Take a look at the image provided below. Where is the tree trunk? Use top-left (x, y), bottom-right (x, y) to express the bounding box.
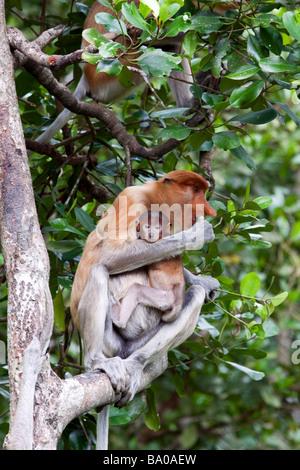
top-left (0, 0), bottom-right (54, 448)
top-left (0, 1), bottom-right (176, 449)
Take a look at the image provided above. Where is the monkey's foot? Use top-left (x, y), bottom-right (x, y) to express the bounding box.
top-left (91, 356), bottom-right (129, 396)
top-left (114, 359), bottom-right (143, 408)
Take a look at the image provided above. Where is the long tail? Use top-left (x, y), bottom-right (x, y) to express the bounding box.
top-left (96, 405), bottom-right (110, 450)
top-left (35, 75), bottom-right (87, 145)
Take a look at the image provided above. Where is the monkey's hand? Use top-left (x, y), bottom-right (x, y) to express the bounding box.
top-left (184, 270), bottom-right (220, 302)
top-left (91, 356), bottom-right (129, 397)
top-left (183, 218), bottom-right (215, 251)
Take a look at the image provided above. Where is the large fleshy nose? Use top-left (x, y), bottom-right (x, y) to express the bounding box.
top-left (203, 199), bottom-right (217, 217)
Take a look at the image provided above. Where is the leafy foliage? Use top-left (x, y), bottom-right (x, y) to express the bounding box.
top-left (1, 0), bottom-right (300, 451)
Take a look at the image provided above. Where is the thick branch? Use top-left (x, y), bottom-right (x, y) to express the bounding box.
top-left (7, 26), bottom-right (115, 70)
top-left (30, 352), bottom-right (168, 449)
top-left (25, 138), bottom-right (98, 165)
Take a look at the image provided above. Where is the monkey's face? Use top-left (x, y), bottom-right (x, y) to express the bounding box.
top-left (136, 211), bottom-right (171, 242)
top-left (158, 171), bottom-right (216, 232)
top-left (139, 221), bottom-right (163, 243)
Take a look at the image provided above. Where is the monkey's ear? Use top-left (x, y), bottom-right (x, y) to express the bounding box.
top-left (163, 178), bottom-right (173, 183)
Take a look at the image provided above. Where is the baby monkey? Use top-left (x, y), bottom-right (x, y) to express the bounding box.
top-left (111, 211), bottom-right (185, 329)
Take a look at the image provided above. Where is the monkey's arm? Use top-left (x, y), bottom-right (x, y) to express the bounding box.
top-left (183, 269), bottom-right (219, 301)
top-left (99, 219), bottom-right (215, 275)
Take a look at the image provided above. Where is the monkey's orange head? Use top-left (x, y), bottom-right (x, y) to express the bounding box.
top-left (157, 170), bottom-right (216, 218)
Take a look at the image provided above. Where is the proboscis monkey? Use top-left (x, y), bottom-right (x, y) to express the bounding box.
top-left (35, 0), bottom-right (220, 145)
top-left (70, 169), bottom-right (219, 449)
top-left (111, 211), bottom-right (185, 329)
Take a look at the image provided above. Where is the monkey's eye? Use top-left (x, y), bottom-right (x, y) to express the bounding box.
top-left (193, 186), bottom-right (199, 193)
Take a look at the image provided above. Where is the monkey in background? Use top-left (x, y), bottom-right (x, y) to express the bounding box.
top-left (111, 211), bottom-right (185, 329)
top-left (35, 0), bottom-right (222, 146)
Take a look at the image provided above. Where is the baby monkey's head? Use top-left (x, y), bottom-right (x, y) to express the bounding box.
top-left (136, 211), bottom-right (171, 243)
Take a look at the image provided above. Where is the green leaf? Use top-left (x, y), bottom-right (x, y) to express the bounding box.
top-left (226, 64), bottom-right (260, 80)
top-left (260, 26), bottom-right (283, 55)
top-left (82, 27), bottom-right (109, 47)
top-left (244, 181), bottom-right (251, 204)
top-left (197, 316), bottom-right (220, 338)
top-left (212, 38), bottom-right (229, 78)
top-left (155, 126), bottom-right (191, 141)
top-left (159, 0), bottom-right (184, 23)
top-left (122, 2), bottom-right (150, 32)
top-left (95, 12), bottom-right (127, 35)
top-left (110, 394), bottom-right (146, 425)
top-left (96, 58), bottom-right (123, 76)
top-left (247, 34), bottom-right (268, 63)
top-left (202, 93), bottom-right (223, 107)
top-left (81, 201), bottom-right (96, 215)
top-left (191, 15), bottom-right (223, 34)
top-left (163, 15), bottom-right (191, 37)
top-left (118, 65), bottom-right (134, 88)
top-left (183, 30), bottom-right (197, 57)
top-left (126, 393), bottom-right (146, 421)
top-left (109, 406), bottom-right (132, 425)
top-left (225, 361), bottom-right (265, 381)
top-left (74, 207), bottom-right (96, 232)
top-left (263, 318), bottom-right (280, 338)
top-left (145, 388), bottom-right (160, 431)
top-left (229, 80), bottom-right (264, 108)
top-left (275, 102), bottom-right (300, 126)
top-left (259, 57), bottom-right (300, 74)
top-left (230, 145), bottom-right (256, 170)
top-left (47, 240), bottom-right (82, 253)
top-left (97, 159), bottom-right (120, 176)
top-left (231, 348), bottom-right (267, 359)
top-left (50, 218), bottom-right (85, 237)
top-left (282, 11), bottom-right (300, 41)
top-left (53, 288), bottom-right (65, 332)
top-left (229, 108), bottom-right (277, 125)
top-left (150, 107), bottom-right (190, 118)
top-left (68, 430), bottom-right (90, 450)
top-left (140, 0), bottom-right (159, 18)
top-left (212, 131), bottom-right (240, 150)
top-left (270, 291), bottom-right (288, 307)
top-left (137, 48), bottom-right (181, 76)
top-left (253, 196), bottom-right (273, 209)
top-left (98, 41), bottom-right (126, 58)
top-left (174, 372), bottom-right (186, 398)
top-left (82, 52), bottom-right (103, 65)
top-left (240, 272), bottom-right (261, 297)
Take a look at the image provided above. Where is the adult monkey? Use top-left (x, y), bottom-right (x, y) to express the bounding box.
top-left (35, 0), bottom-right (217, 145)
top-left (70, 170), bottom-right (219, 449)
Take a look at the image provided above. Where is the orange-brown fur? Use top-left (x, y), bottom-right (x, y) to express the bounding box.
top-left (70, 170), bottom-right (216, 330)
top-left (82, 0), bottom-right (144, 103)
